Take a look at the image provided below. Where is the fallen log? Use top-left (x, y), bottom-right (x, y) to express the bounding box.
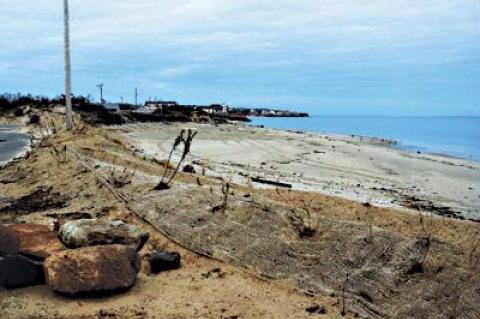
top-left (251, 177), bottom-right (292, 188)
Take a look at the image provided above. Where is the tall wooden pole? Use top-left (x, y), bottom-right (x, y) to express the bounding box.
top-left (63, 0), bottom-right (73, 130)
top-left (135, 87), bottom-right (138, 107)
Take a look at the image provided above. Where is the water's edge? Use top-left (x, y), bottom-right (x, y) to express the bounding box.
top-left (0, 125), bottom-right (32, 168)
top-left (249, 116), bottom-right (480, 162)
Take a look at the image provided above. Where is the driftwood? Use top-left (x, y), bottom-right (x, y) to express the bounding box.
top-left (251, 177), bottom-right (292, 188)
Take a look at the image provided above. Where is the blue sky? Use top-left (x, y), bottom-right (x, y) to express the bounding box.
top-left (0, 1), bottom-right (479, 115)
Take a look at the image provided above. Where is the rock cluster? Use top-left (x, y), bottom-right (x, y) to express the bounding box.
top-left (0, 218), bottom-right (178, 297)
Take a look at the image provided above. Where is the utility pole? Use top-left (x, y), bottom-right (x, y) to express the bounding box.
top-left (96, 83), bottom-right (104, 104)
top-left (63, 0), bottom-right (73, 130)
top-left (134, 88), bottom-right (138, 107)
top-left (120, 96), bottom-right (124, 104)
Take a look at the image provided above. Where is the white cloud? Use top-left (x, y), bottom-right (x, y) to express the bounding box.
top-left (158, 64), bottom-right (198, 77)
top-left (0, 0), bottom-right (478, 112)
top-left (2, 0), bottom-right (478, 56)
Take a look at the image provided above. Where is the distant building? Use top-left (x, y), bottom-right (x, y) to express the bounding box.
top-left (200, 104), bottom-right (229, 114)
top-left (261, 109), bottom-right (277, 116)
top-left (144, 101), bottom-right (178, 111)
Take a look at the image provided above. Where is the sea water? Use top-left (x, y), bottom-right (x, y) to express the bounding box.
top-left (0, 125), bottom-right (31, 167)
top-left (249, 116), bottom-right (480, 161)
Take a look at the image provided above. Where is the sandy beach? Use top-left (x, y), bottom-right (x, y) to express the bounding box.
top-left (118, 122), bottom-right (480, 221)
top-left (1, 117), bottom-right (479, 318)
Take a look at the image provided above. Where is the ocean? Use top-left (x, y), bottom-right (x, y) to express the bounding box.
top-left (0, 125), bottom-right (31, 167)
top-left (249, 116), bottom-right (480, 161)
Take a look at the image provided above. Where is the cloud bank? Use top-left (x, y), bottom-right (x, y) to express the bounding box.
top-left (1, 0), bottom-right (479, 114)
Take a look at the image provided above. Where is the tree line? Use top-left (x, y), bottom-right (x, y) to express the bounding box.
top-left (0, 93), bottom-right (93, 110)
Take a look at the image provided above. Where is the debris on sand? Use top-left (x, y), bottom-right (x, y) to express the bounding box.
top-left (182, 164), bottom-right (196, 174)
top-left (44, 245), bottom-right (140, 296)
top-left (305, 304), bottom-right (327, 315)
top-left (58, 219), bottom-right (149, 251)
top-left (251, 176), bottom-right (292, 188)
top-left (0, 187), bottom-right (68, 215)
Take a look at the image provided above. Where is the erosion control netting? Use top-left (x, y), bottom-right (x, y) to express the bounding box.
top-left (69, 148), bottom-right (480, 319)
top-left (128, 186), bottom-right (454, 319)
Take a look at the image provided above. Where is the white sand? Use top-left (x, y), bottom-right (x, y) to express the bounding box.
top-left (114, 122), bottom-right (480, 221)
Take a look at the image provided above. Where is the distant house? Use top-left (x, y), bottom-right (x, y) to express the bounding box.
top-left (144, 101), bottom-right (178, 111)
top-left (261, 109), bottom-right (277, 116)
top-left (200, 104), bottom-right (229, 114)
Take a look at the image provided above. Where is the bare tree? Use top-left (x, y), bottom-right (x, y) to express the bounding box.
top-left (154, 129), bottom-right (197, 190)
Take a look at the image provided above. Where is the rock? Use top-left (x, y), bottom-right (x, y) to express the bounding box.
top-left (14, 106), bottom-right (30, 117)
top-left (0, 224), bottom-right (65, 260)
top-left (0, 255), bottom-right (45, 289)
top-left (44, 245), bottom-right (140, 296)
top-left (0, 225), bottom-right (20, 255)
top-left (149, 250), bottom-right (181, 273)
top-left (59, 219), bottom-right (149, 251)
top-left (53, 105), bottom-right (67, 115)
top-left (306, 304), bottom-right (327, 315)
top-left (182, 164), bottom-right (196, 173)
top-left (28, 114), bottom-right (41, 124)
top-left (201, 267), bottom-right (225, 279)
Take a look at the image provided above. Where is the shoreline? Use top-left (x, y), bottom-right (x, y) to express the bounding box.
top-left (0, 125), bottom-right (32, 169)
top-left (113, 122), bottom-right (480, 221)
top-left (248, 116), bottom-right (480, 162)
top-left (247, 122), bottom-right (480, 167)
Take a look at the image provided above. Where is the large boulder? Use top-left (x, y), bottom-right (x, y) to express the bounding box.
top-left (0, 224), bottom-right (65, 260)
top-left (0, 254), bottom-right (45, 289)
top-left (44, 245), bottom-right (140, 296)
top-left (58, 219), bottom-right (149, 251)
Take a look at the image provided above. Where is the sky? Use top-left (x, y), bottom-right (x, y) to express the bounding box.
top-left (0, 1), bottom-right (479, 115)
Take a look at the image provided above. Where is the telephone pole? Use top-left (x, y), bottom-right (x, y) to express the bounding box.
top-left (96, 83), bottom-right (104, 104)
top-left (134, 88), bottom-right (138, 107)
top-left (63, 0), bottom-right (73, 130)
